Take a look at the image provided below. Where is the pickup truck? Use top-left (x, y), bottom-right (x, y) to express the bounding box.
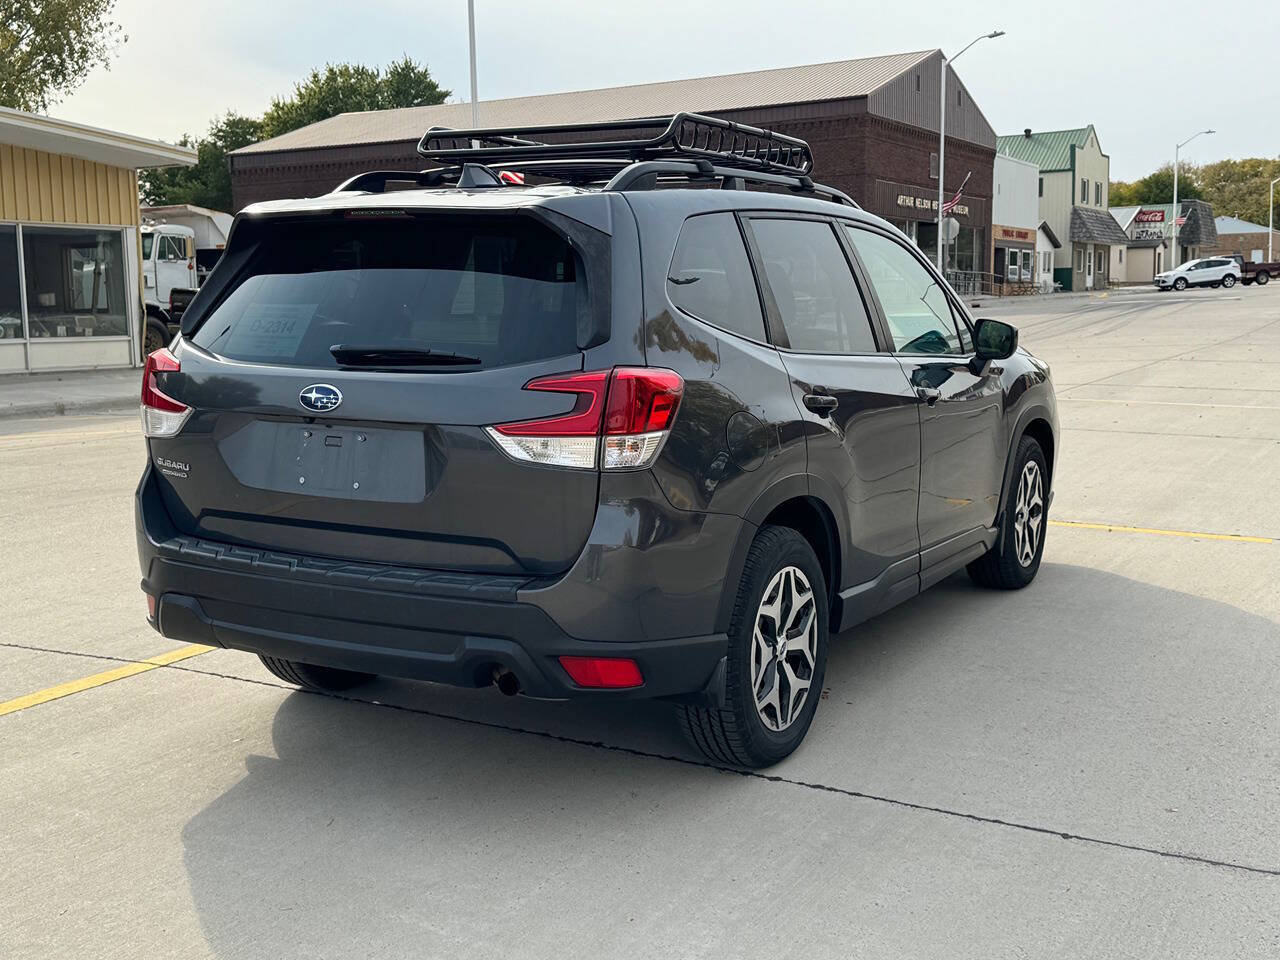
top-left (1226, 254), bottom-right (1277, 286)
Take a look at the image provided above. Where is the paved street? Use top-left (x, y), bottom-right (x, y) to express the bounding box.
top-left (3, 285), bottom-right (1278, 958)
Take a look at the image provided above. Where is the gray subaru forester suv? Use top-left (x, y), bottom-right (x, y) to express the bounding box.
top-left (136, 114), bottom-right (1057, 767)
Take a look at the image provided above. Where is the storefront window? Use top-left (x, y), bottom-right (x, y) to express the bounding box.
top-left (22, 227), bottom-right (128, 338)
top-left (0, 227), bottom-right (21, 341)
top-left (948, 226), bottom-right (977, 273)
top-left (916, 220), bottom-right (939, 263)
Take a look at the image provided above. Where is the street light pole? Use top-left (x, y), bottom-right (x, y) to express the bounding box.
top-left (1172, 128), bottom-right (1213, 268)
top-left (936, 30), bottom-right (1004, 273)
top-left (1270, 176), bottom-right (1280, 262)
top-left (468, 0), bottom-right (479, 126)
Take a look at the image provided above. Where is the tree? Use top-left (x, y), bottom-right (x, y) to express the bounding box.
top-left (259, 55), bottom-right (449, 141)
top-left (1110, 164), bottom-right (1203, 207)
top-left (1198, 157), bottom-right (1280, 227)
top-left (0, 0), bottom-right (126, 112)
top-left (138, 113), bottom-right (263, 212)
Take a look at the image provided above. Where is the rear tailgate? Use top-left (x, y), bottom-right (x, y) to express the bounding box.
top-left (147, 210), bottom-right (609, 576)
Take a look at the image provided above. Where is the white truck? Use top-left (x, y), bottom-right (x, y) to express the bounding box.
top-left (139, 204), bottom-right (233, 352)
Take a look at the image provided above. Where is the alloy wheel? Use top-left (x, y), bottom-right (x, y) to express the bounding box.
top-left (1012, 460), bottom-right (1044, 567)
top-left (750, 566), bottom-right (818, 732)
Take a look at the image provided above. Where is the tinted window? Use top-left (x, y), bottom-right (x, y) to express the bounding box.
top-left (666, 213), bottom-right (766, 342)
top-left (843, 226), bottom-right (963, 355)
top-left (192, 217), bottom-right (581, 370)
top-left (141, 234), bottom-right (155, 260)
top-left (750, 218), bottom-right (877, 354)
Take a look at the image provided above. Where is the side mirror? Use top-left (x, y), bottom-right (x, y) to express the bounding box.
top-left (969, 319), bottom-right (1017, 374)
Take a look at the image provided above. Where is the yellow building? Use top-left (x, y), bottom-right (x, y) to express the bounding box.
top-left (0, 107), bottom-right (194, 373)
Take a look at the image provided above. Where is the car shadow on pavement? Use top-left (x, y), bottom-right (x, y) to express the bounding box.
top-left (178, 561), bottom-right (1280, 957)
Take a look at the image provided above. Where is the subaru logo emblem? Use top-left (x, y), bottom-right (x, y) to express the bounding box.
top-left (299, 384), bottom-right (342, 412)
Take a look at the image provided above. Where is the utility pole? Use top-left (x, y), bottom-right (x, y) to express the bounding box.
top-left (1270, 176), bottom-right (1280, 262)
top-left (468, 0), bottom-right (479, 126)
top-left (936, 31), bottom-right (1004, 273)
top-left (1172, 129), bottom-right (1213, 268)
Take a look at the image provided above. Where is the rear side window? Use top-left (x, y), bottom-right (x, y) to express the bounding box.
top-left (666, 213), bottom-right (766, 342)
top-left (191, 217), bottom-right (581, 370)
top-left (750, 218), bottom-right (877, 354)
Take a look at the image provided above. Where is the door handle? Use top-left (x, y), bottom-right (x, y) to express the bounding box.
top-left (915, 386), bottom-right (942, 405)
top-left (802, 392), bottom-right (839, 417)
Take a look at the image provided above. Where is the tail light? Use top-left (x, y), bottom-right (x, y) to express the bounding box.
top-left (486, 367), bottom-right (682, 470)
top-left (140, 348), bottom-right (191, 438)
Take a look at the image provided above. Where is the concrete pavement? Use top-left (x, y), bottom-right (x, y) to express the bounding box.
top-left (2, 284), bottom-right (1278, 958)
top-left (0, 367), bottom-right (139, 419)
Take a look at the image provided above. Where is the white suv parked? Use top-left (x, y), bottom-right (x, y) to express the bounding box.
top-left (1154, 257), bottom-right (1240, 291)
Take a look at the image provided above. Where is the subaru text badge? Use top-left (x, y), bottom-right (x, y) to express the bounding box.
top-left (299, 384), bottom-right (342, 412)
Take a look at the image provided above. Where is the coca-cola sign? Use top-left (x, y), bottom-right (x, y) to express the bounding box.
top-left (1134, 209), bottom-right (1166, 223)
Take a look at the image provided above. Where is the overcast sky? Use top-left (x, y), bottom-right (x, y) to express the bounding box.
top-left (57, 0), bottom-right (1271, 181)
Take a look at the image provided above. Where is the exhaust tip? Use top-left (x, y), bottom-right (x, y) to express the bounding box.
top-left (492, 666), bottom-right (520, 697)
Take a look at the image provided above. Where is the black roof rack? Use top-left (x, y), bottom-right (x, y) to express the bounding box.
top-left (419, 113), bottom-right (814, 175)
top-left (412, 112), bottom-right (857, 208)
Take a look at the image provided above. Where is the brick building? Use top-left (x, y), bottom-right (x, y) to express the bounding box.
top-left (229, 50), bottom-right (997, 273)
top-left (1209, 215), bottom-right (1280, 263)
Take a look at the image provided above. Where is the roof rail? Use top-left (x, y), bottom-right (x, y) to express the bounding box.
top-left (419, 113), bottom-right (814, 176)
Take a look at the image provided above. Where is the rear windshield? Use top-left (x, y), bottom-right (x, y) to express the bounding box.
top-left (191, 216), bottom-right (581, 369)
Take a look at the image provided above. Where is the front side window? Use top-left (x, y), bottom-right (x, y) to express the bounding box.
top-left (666, 213), bottom-right (766, 342)
top-left (141, 234), bottom-right (155, 260)
top-left (750, 218), bottom-right (877, 355)
top-left (193, 216), bottom-right (582, 370)
top-left (843, 225), bottom-right (963, 355)
top-left (22, 226), bottom-right (128, 338)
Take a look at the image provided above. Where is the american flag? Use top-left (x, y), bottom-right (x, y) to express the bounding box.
top-left (941, 171), bottom-right (972, 215)
top-left (498, 170), bottom-right (525, 185)
top-left (1175, 215), bottom-right (1187, 226)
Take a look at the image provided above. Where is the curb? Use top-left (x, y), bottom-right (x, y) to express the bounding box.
top-left (0, 396), bottom-right (138, 421)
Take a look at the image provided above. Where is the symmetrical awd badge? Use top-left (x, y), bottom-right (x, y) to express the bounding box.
top-left (299, 384), bottom-right (342, 412)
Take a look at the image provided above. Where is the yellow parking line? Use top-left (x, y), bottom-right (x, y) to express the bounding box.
top-left (1050, 519), bottom-right (1274, 544)
top-left (0, 645), bottom-right (213, 718)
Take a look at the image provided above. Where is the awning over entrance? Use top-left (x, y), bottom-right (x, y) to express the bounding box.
top-left (1070, 206), bottom-right (1129, 245)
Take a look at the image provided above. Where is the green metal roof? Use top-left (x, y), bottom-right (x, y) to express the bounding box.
top-left (996, 126), bottom-right (1092, 172)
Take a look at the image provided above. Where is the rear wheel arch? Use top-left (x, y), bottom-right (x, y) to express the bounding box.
top-left (716, 480), bottom-right (844, 633)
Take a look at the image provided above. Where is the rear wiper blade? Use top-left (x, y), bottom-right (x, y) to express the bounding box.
top-left (329, 344), bottom-right (481, 366)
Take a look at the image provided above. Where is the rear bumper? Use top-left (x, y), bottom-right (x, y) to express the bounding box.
top-left (136, 468), bottom-right (729, 702)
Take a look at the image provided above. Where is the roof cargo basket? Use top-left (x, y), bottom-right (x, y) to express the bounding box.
top-left (326, 112), bottom-right (856, 207)
top-left (419, 113), bottom-right (815, 176)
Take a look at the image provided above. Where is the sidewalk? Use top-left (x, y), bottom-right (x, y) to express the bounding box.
top-left (964, 285), bottom-right (1162, 311)
top-left (0, 368), bottom-right (140, 420)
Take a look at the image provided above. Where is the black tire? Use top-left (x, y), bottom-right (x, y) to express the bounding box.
top-left (1255, 271), bottom-right (1270, 286)
top-left (678, 525), bottom-right (829, 768)
top-left (144, 318), bottom-right (169, 355)
top-left (1173, 277), bottom-right (1187, 291)
top-left (967, 435), bottom-right (1048, 590)
top-left (1222, 274), bottom-right (1237, 288)
top-left (258, 655), bottom-right (374, 692)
